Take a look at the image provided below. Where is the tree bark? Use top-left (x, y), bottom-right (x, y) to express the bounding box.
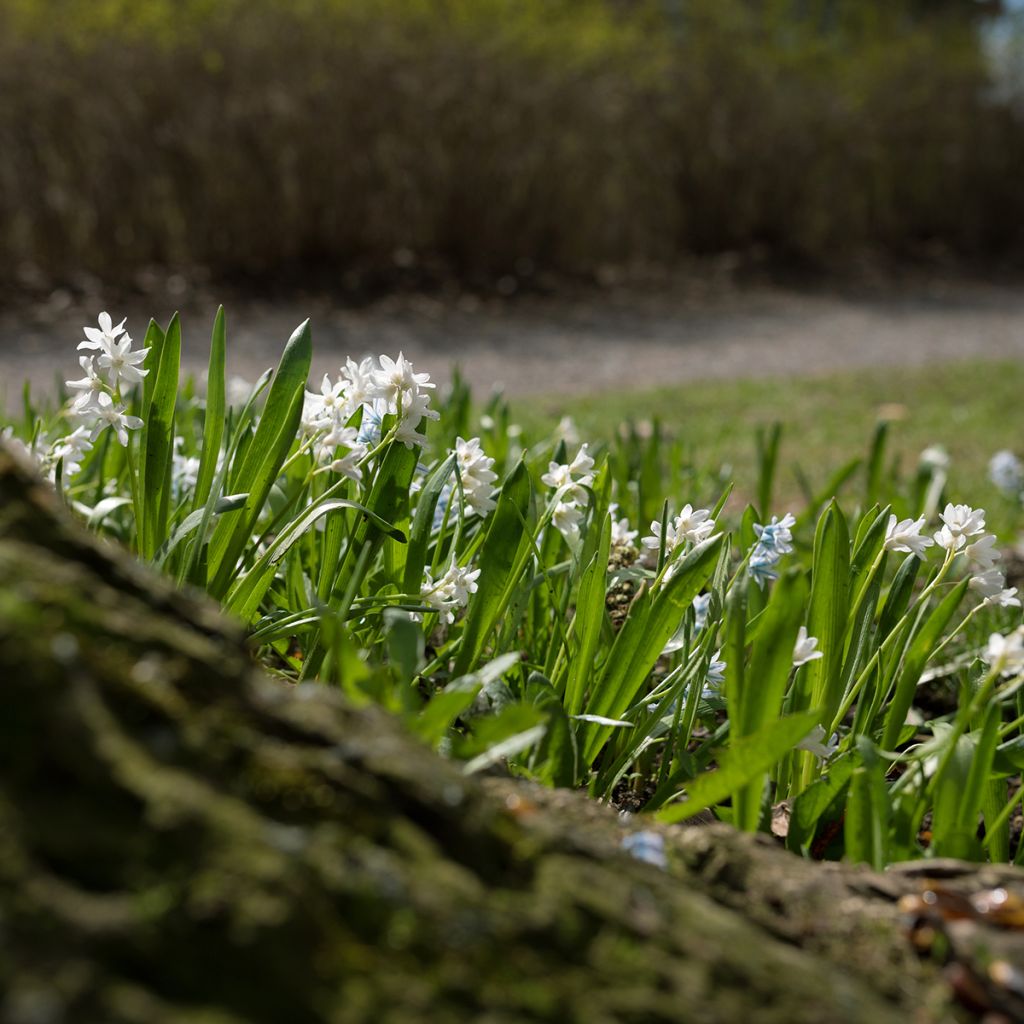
top-left (0, 446), bottom-right (1020, 1024)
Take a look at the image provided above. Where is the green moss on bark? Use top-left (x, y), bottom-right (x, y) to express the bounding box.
top-left (0, 447), bottom-right (1001, 1023)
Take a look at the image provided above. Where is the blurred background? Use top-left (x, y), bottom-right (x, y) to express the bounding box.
top-left (3, 0), bottom-right (1024, 402)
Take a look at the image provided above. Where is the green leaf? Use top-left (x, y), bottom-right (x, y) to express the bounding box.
top-left (800, 500), bottom-right (850, 728)
top-left (457, 704), bottom-right (547, 775)
top-left (881, 578), bottom-right (969, 751)
top-left (563, 511), bottom-right (612, 716)
top-left (227, 496), bottom-right (404, 621)
top-left (787, 753), bottom-right (856, 853)
top-left (192, 306), bottom-right (226, 511)
top-left (582, 533), bottom-right (723, 764)
top-left (845, 737), bottom-right (891, 870)
top-left (657, 711), bottom-right (820, 824)
top-left (207, 320), bottom-right (313, 597)
top-left (412, 679), bottom-right (482, 748)
top-left (452, 461), bottom-right (532, 676)
top-left (155, 492), bottom-right (248, 567)
top-left (138, 313), bottom-right (181, 558)
top-left (402, 453), bottom-right (456, 597)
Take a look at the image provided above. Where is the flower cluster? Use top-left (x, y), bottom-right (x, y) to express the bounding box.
top-left (748, 513), bottom-right (795, 588)
top-left (453, 436), bottom-right (498, 517)
top-left (642, 504), bottom-right (716, 560)
top-left (541, 444), bottom-right (595, 549)
top-left (420, 560), bottom-right (481, 624)
top-left (47, 313), bottom-right (150, 478)
top-left (302, 352), bottom-right (439, 482)
top-left (883, 503), bottom-right (1018, 609)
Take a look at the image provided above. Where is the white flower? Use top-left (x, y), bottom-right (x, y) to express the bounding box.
top-left (641, 518), bottom-right (679, 554)
top-left (1, 426), bottom-right (44, 467)
top-left (339, 356), bottom-right (376, 411)
top-left (933, 503), bottom-right (986, 551)
top-left (919, 446), bottom-right (950, 472)
top-left (364, 353), bottom-right (438, 449)
top-left (983, 628), bottom-right (1024, 675)
top-left (692, 593), bottom-right (711, 632)
top-left (226, 375), bottom-right (255, 408)
top-left (50, 426), bottom-right (94, 478)
top-left (420, 560), bottom-right (481, 623)
top-left (552, 501), bottom-right (584, 549)
top-left (371, 352), bottom-right (435, 408)
top-left (316, 424), bottom-right (366, 483)
top-left (990, 450), bottom-right (1023, 495)
top-left (567, 443), bottom-right (595, 482)
top-left (965, 533), bottom-right (999, 573)
top-left (90, 391), bottom-right (143, 447)
top-left (554, 415), bottom-right (580, 446)
top-left (541, 460), bottom-right (574, 490)
top-left (96, 333), bottom-right (150, 388)
top-left (171, 436), bottom-right (200, 496)
top-left (609, 503), bottom-right (638, 546)
top-left (541, 443), bottom-right (594, 504)
top-left (792, 626), bottom-right (823, 668)
top-left (328, 451), bottom-right (363, 483)
top-left (78, 311), bottom-right (128, 354)
top-left (796, 724), bottom-right (839, 762)
top-left (394, 415), bottom-right (429, 450)
top-left (884, 515), bottom-right (934, 559)
top-left (706, 650), bottom-right (727, 688)
top-left (65, 356), bottom-right (107, 415)
top-left (673, 504), bottom-right (715, 545)
top-left (454, 436), bottom-right (497, 516)
top-left (970, 569), bottom-right (1021, 609)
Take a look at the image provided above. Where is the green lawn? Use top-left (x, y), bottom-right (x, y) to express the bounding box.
top-left (520, 358), bottom-right (1024, 532)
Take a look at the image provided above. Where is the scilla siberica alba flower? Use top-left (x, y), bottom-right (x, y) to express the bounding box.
top-left (989, 450), bottom-right (1023, 496)
top-left (542, 444), bottom-right (594, 549)
top-left (552, 501), bottom-right (585, 549)
top-left (933, 503), bottom-right (986, 552)
top-left (541, 444), bottom-right (595, 504)
top-left (420, 560), bottom-right (481, 624)
top-left (77, 312), bottom-right (150, 389)
top-left (453, 436), bottom-right (498, 516)
top-left (792, 626), bottom-right (823, 668)
top-left (983, 627), bottom-right (1024, 675)
top-left (642, 504), bottom-right (715, 557)
top-left (50, 426), bottom-right (94, 478)
top-left (91, 391), bottom-right (144, 447)
top-left (970, 569), bottom-right (1021, 609)
top-left (608, 503), bottom-right (638, 546)
top-left (65, 356), bottom-right (107, 415)
top-left (78, 311), bottom-right (128, 355)
top-left (884, 515), bottom-right (933, 559)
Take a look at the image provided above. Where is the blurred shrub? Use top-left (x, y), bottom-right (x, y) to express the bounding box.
top-left (1, 0), bottom-right (1022, 288)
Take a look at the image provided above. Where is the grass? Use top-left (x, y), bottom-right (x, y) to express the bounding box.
top-left (533, 359), bottom-right (1024, 533)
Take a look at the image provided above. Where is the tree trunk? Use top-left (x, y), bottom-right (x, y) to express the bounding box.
top-left (0, 446), bottom-right (1021, 1024)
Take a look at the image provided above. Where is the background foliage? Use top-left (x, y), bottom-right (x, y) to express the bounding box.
top-left (2, 0), bottom-right (1023, 289)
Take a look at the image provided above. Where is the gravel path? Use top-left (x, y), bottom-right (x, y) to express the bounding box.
top-left (3, 281), bottom-right (1024, 409)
